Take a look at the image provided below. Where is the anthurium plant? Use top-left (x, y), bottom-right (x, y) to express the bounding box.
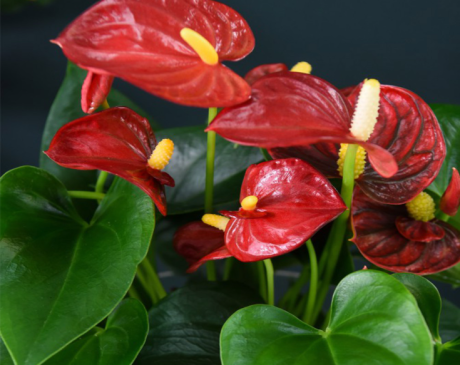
top-left (2, 1), bottom-right (460, 364)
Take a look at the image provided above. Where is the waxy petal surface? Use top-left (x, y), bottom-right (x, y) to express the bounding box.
top-left (208, 72), bottom-right (397, 177)
top-left (173, 221), bottom-right (229, 272)
top-left (440, 168), bottom-right (460, 216)
top-left (271, 84), bottom-right (445, 204)
top-left (54, 0), bottom-right (254, 107)
top-left (395, 217), bottom-right (445, 242)
top-left (351, 187), bottom-right (460, 275)
top-left (81, 71), bottom-right (114, 113)
top-left (44, 107), bottom-right (170, 215)
top-left (223, 159), bottom-right (346, 261)
top-left (244, 63), bottom-right (288, 85)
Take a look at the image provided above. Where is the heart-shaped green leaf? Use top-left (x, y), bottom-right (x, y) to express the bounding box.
top-left (44, 299), bottom-right (148, 365)
top-left (0, 167), bottom-right (154, 365)
top-left (221, 270), bottom-right (433, 365)
top-left (136, 281), bottom-right (263, 365)
top-left (436, 336), bottom-right (460, 364)
top-left (439, 299), bottom-right (460, 342)
top-left (429, 264), bottom-right (460, 288)
top-left (394, 273), bottom-right (442, 341)
top-left (0, 337), bottom-right (13, 365)
top-left (157, 126), bottom-right (263, 215)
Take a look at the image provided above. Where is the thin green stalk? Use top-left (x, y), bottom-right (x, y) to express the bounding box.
top-left (278, 264), bottom-right (310, 310)
top-left (205, 107), bottom-right (218, 280)
top-left (257, 261), bottom-right (268, 302)
top-left (128, 285), bottom-right (141, 300)
top-left (302, 240), bottom-right (318, 324)
top-left (260, 148), bottom-right (273, 161)
top-left (223, 258), bottom-right (234, 280)
top-left (68, 190), bottom-right (105, 200)
top-left (263, 259), bottom-right (275, 306)
top-left (438, 211), bottom-right (451, 222)
top-left (140, 257), bottom-right (166, 300)
top-left (136, 266), bottom-right (158, 304)
top-left (312, 144), bottom-right (358, 323)
top-left (95, 171), bottom-right (109, 195)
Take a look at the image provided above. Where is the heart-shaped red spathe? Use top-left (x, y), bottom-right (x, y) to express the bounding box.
top-left (218, 158), bottom-right (346, 261)
top-left (351, 187), bottom-right (460, 275)
top-left (207, 71), bottom-right (398, 178)
top-left (244, 63), bottom-right (288, 85)
top-left (173, 221), bottom-right (230, 273)
top-left (81, 71), bottom-right (114, 114)
top-left (44, 107), bottom-right (173, 215)
top-left (53, 0), bottom-right (254, 108)
top-left (270, 83), bottom-right (446, 204)
top-left (441, 168), bottom-right (460, 216)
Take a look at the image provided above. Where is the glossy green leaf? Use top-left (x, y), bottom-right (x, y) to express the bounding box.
top-left (394, 273), bottom-right (442, 340)
top-left (44, 299), bottom-right (148, 365)
top-left (157, 126), bottom-right (263, 215)
top-left (221, 270), bottom-right (433, 365)
top-left (429, 263), bottom-right (460, 288)
top-left (439, 299), bottom-right (460, 342)
top-left (0, 337), bottom-right (14, 365)
top-left (0, 167), bottom-right (154, 365)
top-left (436, 336), bottom-right (460, 364)
top-left (39, 61), bottom-right (156, 220)
top-left (136, 281), bottom-right (263, 365)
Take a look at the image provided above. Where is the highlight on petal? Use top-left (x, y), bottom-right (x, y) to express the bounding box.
top-left (54, 0), bottom-right (255, 107)
top-left (244, 63), bottom-right (288, 85)
top-left (440, 168), bottom-right (460, 216)
top-left (81, 71), bottom-right (114, 114)
top-left (223, 159), bottom-right (346, 261)
top-left (44, 107), bottom-right (171, 215)
top-left (173, 221), bottom-right (230, 273)
top-left (351, 187), bottom-right (460, 275)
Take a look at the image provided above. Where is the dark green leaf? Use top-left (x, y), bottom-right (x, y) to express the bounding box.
top-left (221, 270), bottom-right (433, 365)
top-left (136, 281), bottom-right (263, 365)
top-left (394, 273), bottom-right (441, 340)
top-left (436, 336), bottom-right (460, 365)
top-left (439, 299), bottom-right (460, 342)
top-left (44, 299), bottom-right (148, 365)
top-left (429, 263), bottom-right (460, 288)
top-left (157, 126), bottom-right (263, 215)
top-left (0, 167), bottom-right (154, 365)
top-left (0, 336), bottom-right (14, 365)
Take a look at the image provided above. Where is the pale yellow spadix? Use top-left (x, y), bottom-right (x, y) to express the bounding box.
top-left (406, 192), bottom-right (436, 222)
top-left (291, 62), bottom-right (312, 74)
top-left (202, 214), bottom-right (230, 231)
top-left (241, 196), bottom-right (258, 210)
top-left (148, 139), bottom-right (174, 170)
top-left (349, 79), bottom-right (381, 142)
top-left (180, 28), bottom-right (218, 65)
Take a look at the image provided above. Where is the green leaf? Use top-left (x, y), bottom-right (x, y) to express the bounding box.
top-left (439, 299), bottom-right (460, 343)
top-left (39, 62), bottom-right (156, 220)
top-left (0, 336), bottom-right (14, 365)
top-left (0, 167), bottom-right (154, 365)
top-left (157, 126), bottom-right (263, 215)
top-left (44, 299), bottom-right (148, 365)
top-left (427, 104), bottom-right (460, 197)
top-left (136, 281), bottom-right (263, 365)
top-left (393, 273), bottom-right (442, 340)
top-left (436, 336), bottom-right (460, 364)
top-left (221, 270), bottom-right (433, 365)
top-left (429, 263), bottom-right (460, 288)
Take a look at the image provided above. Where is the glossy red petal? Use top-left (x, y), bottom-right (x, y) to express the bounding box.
top-left (44, 107), bottom-right (170, 215)
top-left (224, 159), bottom-right (346, 261)
top-left (81, 71), bottom-right (114, 114)
top-left (440, 168), bottom-right (460, 216)
top-left (351, 187), bottom-right (460, 275)
top-left (54, 0), bottom-right (254, 107)
top-left (173, 221), bottom-right (230, 273)
top-left (395, 217), bottom-right (445, 242)
top-left (244, 63), bottom-right (288, 85)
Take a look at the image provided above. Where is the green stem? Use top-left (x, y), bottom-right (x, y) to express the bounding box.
top-left (128, 285), bottom-right (141, 300)
top-left (223, 258), bottom-right (234, 280)
top-left (136, 266), bottom-right (158, 304)
top-left (205, 107), bottom-right (218, 280)
top-left (68, 191), bottom-right (105, 200)
top-left (95, 171), bottom-right (108, 195)
top-left (278, 264), bottom-right (310, 310)
top-left (257, 261), bottom-right (268, 302)
top-left (102, 99), bottom-right (110, 110)
top-left (263, 259), bottom-right (275, 306)
top-left (260, 148), bottom-right (273, 161)
top-left (141, 257), bottom-right (166, 300)
top-left (312, 144), bottom-right (358, 323)
top-left (438, 211), bottom-right (451, 222)
top-left (302, 240), bottom-right (318, 324)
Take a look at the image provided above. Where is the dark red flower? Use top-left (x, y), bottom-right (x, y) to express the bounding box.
top-left (244, 63), bottom-right (288, 85)
top-left (44, 107), bottom-right (174, 215)
top-left (440, 168), bottom-right (460, 216)
top-left (207, 72), bottom-right (398, 178)
top-left (81, 71), bottom-right (114, 114)
top-left (269, 82), bottom-right (446, 204)
top-left (351, 187), bottom-right (460, 275)
top-left (52, 0), bottom-right (255, 108)
top-left (173, 221), bottom-right (230, 273)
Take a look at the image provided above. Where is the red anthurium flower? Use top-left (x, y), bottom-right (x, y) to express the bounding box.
top-left (173, 221), bottom-right (230, 273)
top-left (199, 159), bottom-right (346, 262)
top-left (270, 82), bottom-right (446, 204)
top-left (351, 187), bottom-right (460, 275)
top-left (440, 168), bottom-right (460, 216)
top-left (207, 72), bottom-right (398, 178)
top-left (81, 71), bottom-right (114, 114)
top-left (44, 107), bottom-right (175, 215)
top-left (244, 63), bottom-right (288, 85)
top-left (52, 0), bottom-right (255, 108)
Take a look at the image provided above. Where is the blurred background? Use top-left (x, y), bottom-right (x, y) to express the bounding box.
top-left (2, 0), bottom-right (460, 303)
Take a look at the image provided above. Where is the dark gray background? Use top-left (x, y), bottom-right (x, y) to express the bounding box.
top-left (2, 0), bottom-right (460, 304)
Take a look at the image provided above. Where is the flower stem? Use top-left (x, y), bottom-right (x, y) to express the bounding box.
top-left (140, 257), bottom-right (166, 300)
top-left (257, 261), bottom-right (268, 302)
top-left (312, 144), bottom-right (358, 323)
top-left (263, 259), bottom-right (275, 306)
top-left (279, 264), bottom-right (310, 311)
top-left (302, 239), bottom-right (318, 324)
top-left (128, 285), bottom-right (141, 300)
top-left (438, 211), bottom-right (451, 222)
top-left (205, 107), bottom-right (218, 280)
top-left (68, 190), bottom-right (105, 200)
top-left (95, 171), bottom-right (109, 196)
top-left (223, 257), bottom-right (234, 280)
top-left (260, 148), bottom-right (273, 161)
top-left (136, 265), bottom-right (158, 304)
